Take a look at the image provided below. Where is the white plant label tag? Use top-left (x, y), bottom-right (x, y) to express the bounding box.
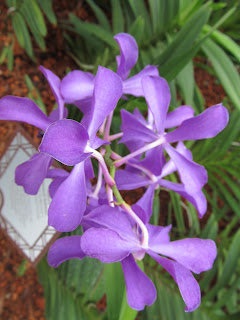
top-left (0, 129), bottom-right (59, 265)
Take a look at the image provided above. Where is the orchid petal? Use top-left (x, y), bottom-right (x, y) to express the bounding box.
top-left (136, 184), bottom-right (155, 222)
top-left (159, 179), bottom-right (207, 218)
top-left (151, 238), bottom-right (217, 274)
top-left (148, 225), bottom-right (171, 246)
top-left (165, 105), bottom-right (194, 128)
top-left (164, 144), bottom-right (208, 194)
top-left (48, 162), bottom-right (87, 231)
top-left (160, 142), bottom-right (192, 178)
top-left (120, 109), bottom-right (158, 144)
top-left (148, 251), bottom-right (201, 312)
top-left (123, 65), bottom-right (159, 97)
top-left (84, 157), bottom-right (95, 180)
top-left (121, 254), bottom-right (157, 310)
top-left (15, 153), bottom-right (52, 195)
top-left (60, 70), bottom-right (94, 103)
top-left (83, 205), bottom-right (138, 243)
top-left (74, 97), bottom-right (92, 114)
top-left (48, 236), bottom-right (86, 267)
top-left (84, 66), bottom-right (123, 139)
top-left (39, 66), bottom-right (64, 118)
top-left (166, 104), bottom-right (229, 143)
top-left (48, 107), bottom-right (68, 122)
top-left (115, 169), bottom-right (150, 190)
top-left (39, 119), bottom-right (90, 166)
top-left (142, 75), bottom-right (171, 134)
top-left (136, 145), bottom-right (165, 176)
top-left (0, 96), bottom-right (51, 131)
top-left (114, 33), bottom-right (138, 80)
top-left (81, 228), bottom-right (137, 263)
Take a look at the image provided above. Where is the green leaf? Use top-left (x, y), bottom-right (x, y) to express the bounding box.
top-left (12, 11), bottom-right (33, 58)
top-left (37, 0), bottom-right (57, 25)
top-left (20, 0), bottom-right (46, 50)
top-left (105, 262), bottom-right (125, 320)
top-left (86, 0), bottom-right (111, 31)
top-left (118, 289), bottom-right (137, 320)
top-left (129, 16), bottom-right (145, 46)
top-left (203, 25), bottom-right (240, 62)
top-left (203, 229), bottom-right (240, 301)
top-left (0, 46), bottom-right (9, 64)
top-left (128, 0), bottom-right (151, 38)
top-left (111, 0), bottom-right (124, 34)
top-left (155, 4), bottom-right (211, 66)
top-left (68, 14), bottom-right (116, 49)
top-left (177, 60), bottom-right (194, 106)
top-left (201, 38), bottom-right (240, 109)
top-left (7, 45), bottom-right (14, 71)
top-left (24, 0), bottom-right (47, 37)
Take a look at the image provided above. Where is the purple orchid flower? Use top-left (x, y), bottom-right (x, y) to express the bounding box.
top-left (115, 142), bottom-right (207, 218)
top-left (48, 202), bottom-right (216, 312)
top-left (60, 33), bottom-right (159, 108)
top-left (117, 75), bottom-right (229, 196)
top-left (0, 66), bottom-right (67, 195)
top-left (39, 66), bottom-right (123, 232)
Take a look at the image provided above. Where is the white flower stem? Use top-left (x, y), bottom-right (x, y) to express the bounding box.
top-left (114, 137), bottom-right (166, 168)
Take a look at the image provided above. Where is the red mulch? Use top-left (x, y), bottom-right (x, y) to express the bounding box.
top-left (0, 1), bottom-right (227, 319)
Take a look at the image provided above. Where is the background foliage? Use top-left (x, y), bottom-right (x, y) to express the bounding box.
top-left (2, 0), bottom-right (240, 319)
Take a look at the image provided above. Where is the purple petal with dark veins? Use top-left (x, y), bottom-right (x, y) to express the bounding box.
top-left (81, 228), bottom-right (138, 263)
top-left (121, 254), bottom-right (157, 310)
top-left (83, 205), bottom-right (138, 243)
top-left (48, 162), bottom-right (87, 231)
top-left (164, 144), bottom-right (208, 194)
top-left (114, 33), bottom-right (138, 80)
top-left (165, 105), bottom-right (194, 128)
top-left (39, 66), bottom-right (64, 118)
top-left (148, 251), bottom-right (201, 312)
top-left (39, 119), bottom-right (90, 166)
top-left (15, 153), bottom-right (52, 195)
top-left (150, 238), bottom-right (217, 274)
top-left (119, 109), bottom-right (158, 144)
top-left (165, 104), bottom-right (229, 143)
top-left (84, 66), bottom-right (123, 139)
top-left (0, 96), bottom-right (51, 131)
top-left (48, 236), bottom-right (86, 267)
top-left (60, 70), bottom-right (94, 103)
top-left (123, 65), bottom-right (159, 97)
top-left (159, 179), bottom-right (207, 218)
top-left (142, 75), bottom-right (171, 134)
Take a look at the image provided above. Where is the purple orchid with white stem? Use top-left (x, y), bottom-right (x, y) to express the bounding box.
top-left (60, 33), bottom-right (159, 108)
top-left (39, 66), bottom-right (123, 231)
top-left (0, 66), bottom-right (66, 194)
top-left (116, 75), bottom-right (229, 197)
top-left (48, 199), bottom-right (216, 312)
top-left (115, 141), bottom-right (207, 218)
top-left (0, 31), bottom-right (230, 313)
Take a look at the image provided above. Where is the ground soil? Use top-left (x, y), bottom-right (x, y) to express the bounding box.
top-left (0, 1), bottom-right (227, 319)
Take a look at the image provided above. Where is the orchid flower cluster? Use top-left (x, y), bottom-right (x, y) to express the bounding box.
top-left (0, 33), bottom-right (229, 312)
